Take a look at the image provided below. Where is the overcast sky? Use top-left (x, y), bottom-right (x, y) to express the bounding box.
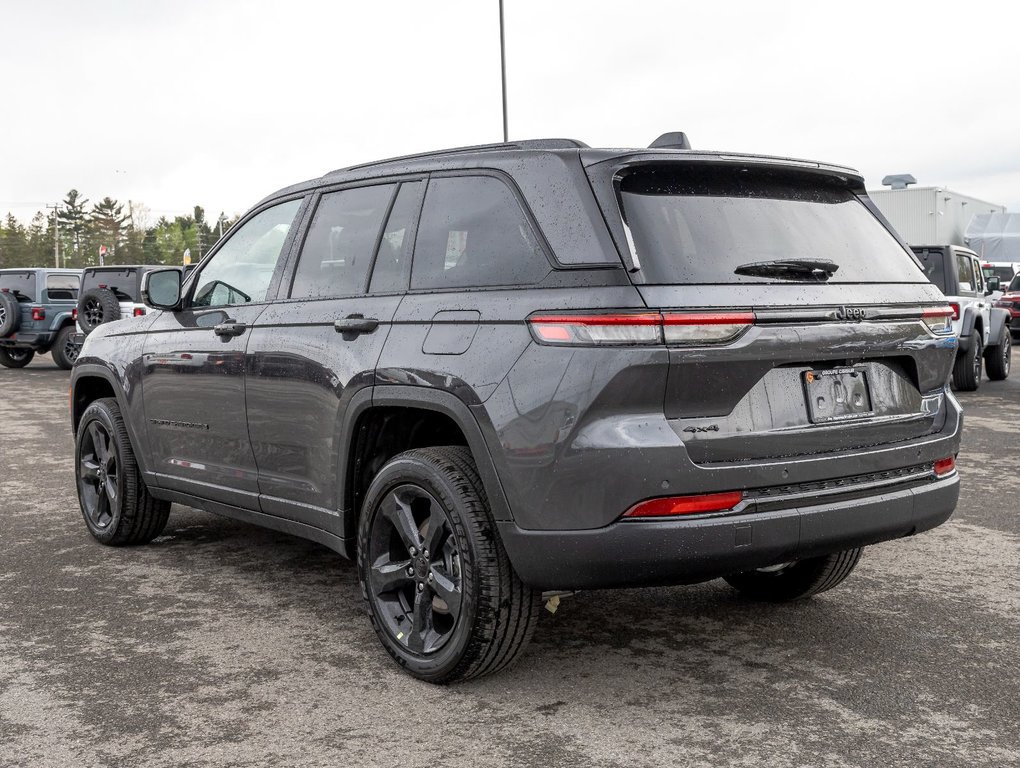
top-left (2, 0), bottom-right (1019, 226)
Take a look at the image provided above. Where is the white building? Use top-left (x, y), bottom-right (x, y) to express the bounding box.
top-left (868, 185), bottom-right (1004, 246)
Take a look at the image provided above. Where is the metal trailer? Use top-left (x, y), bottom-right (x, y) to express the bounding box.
top-left (965, 212), bottom-right (1020, 262)
top-left (868, 186), bottom-right (1004, 246)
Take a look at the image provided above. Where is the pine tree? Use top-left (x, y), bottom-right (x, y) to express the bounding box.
top-left (89, 197), bottom-right (129, 263)
top-left (57, 189), bottom-right (89, 259)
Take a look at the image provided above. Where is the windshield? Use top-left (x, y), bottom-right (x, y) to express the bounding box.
top-left (618, 166), bottom-right (926, 285)
top-left (82, 269), bottom-right (141, 302)
top-left (0, 271), bottom-right (37, 300)
top-left (912, 249), bottom-right (948, 293)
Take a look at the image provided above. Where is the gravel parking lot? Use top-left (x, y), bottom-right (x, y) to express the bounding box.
top-left (1, 355), bottom-right (1018, 768)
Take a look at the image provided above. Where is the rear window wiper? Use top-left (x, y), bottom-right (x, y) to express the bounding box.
top-left (734, 259), bottom-right (839, 281)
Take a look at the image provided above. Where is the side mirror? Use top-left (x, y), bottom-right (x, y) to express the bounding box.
top-left (141, 268), bottom-right (183, 310)
top-left (986, 277), bottom-right (1000, 294)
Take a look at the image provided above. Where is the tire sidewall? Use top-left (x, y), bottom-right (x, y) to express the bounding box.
top-left (53, 326), bottom-right (78, 370)
top-left (357, 455), bottom-right (480, 681)
top-left (76, 401), bottom-right (128, 544)
top-left (0, 348), bottom-right (34, 368)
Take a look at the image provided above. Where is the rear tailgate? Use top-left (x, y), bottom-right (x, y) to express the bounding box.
top-left (589, 157), bottom-right (956, 465)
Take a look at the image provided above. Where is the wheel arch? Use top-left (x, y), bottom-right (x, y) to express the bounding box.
top-left (70, 364), bottom-right (152, 478)
top-left (340, 386), bottom-right (513, 555)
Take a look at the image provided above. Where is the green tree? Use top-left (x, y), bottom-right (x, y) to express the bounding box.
top-left (57, 189), bottom-right (89, 260)
top-left (0, 214), bottom-right (29, 267)
top-left (89, 197), bottom-right (129, 263)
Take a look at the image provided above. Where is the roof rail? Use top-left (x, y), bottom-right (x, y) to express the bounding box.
top-left (327, 138), bottom-right (589, 175)
top-left (649, 132), bottom-right (692, 150)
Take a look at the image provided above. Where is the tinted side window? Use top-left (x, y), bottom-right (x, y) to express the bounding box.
top-left (956, 255), bottom-right (973, 293)
top-left (411, 176), bottom-right (549, 290)
top-left (290, 185), bottom-right (395, 299)
top-left (370, 181), bottom-right (423, 294)
top-left (193, 199), bottom-right (302, 308)
top-left (46, 274), bottom-right (80, 300)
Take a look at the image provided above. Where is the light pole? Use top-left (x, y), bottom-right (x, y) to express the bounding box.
top-left (45, 203), bottom-right (60, 268)
top-left (499, 0), bottom-right (508, 142)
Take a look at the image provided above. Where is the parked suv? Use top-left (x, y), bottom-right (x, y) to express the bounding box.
top-left (993, 273), bottom-right (1020, 338)
top-left (73, 265), bottom-right (170, 341)
top-left (912, 245), bottom-right (1011, 389)
top-left (70, 138), bottom-right (962, 682)
top-left (0, 268), bottom-right (82, 369)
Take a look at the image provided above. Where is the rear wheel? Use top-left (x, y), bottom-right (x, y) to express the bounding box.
top-left (984, 329), bottom-right (1011, 380)
top-left (51, 326), bottom-right (80, 370)
top-left (0, 348), bottom-right (34, 368)
top-left (724, 548), bottom-right (863, 602)
top-left (75, 397), bottom-right (170, 545)
top-left (952, 336), bottom-right (983, 391)
top-left (358, 446), bottom-right (541, 683)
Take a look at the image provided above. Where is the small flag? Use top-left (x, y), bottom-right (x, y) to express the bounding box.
top-left (183, 248), bottom-right (191, 266)
top-left (99, 245), bottom-right (108, 266)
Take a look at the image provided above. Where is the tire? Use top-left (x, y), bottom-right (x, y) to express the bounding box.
top-left (724, 548), bottom-right (863, 602)
top-left (51, 325), bottom-right (80, 370)
top-left (0, 291), bottom-right (20, 336)
top-left (77, 288), bottom-right (121, 335)
top-left (0, 348), bottom-right (34, 368)
top-left (984, 329), bottom-right (1011, 381)
top-left (357, 446), bottom-right (541, 683)
top-left (951, 335), bottom-right (983, 391)
top-left (75, 397), bottom-right (170, 545)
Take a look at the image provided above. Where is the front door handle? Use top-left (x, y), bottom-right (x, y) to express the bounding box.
top-left (213, 321), bottom-right (247, 338)
top-left (334, 314), bottom-right (379, 337)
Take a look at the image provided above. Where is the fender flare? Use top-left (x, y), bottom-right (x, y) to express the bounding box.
top-left (50, 309), bottom-right (76, 331)
top-left (70, 362), bottom-right (152, 479)
top-left (957, 306), bottom-right (981, 350)
top-left (987, 307), bottom-right (1009, 347)
top-left (338, 385), bottom-right (514, 544)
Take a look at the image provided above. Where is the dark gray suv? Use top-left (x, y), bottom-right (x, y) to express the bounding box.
top-left (69, 137), bottom-right (962, 682)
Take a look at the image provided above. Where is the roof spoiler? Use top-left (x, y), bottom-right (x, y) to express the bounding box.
top-left (649, 132), bottom-right (692, 150)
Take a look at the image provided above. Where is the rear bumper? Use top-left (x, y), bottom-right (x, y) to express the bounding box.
top-left (499, 473), bottom-right (959, 590)
top-left (0, 331), bottom-right (55, 350)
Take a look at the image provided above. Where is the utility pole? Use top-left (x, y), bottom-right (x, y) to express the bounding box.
top-left (499, 0), bottom-right (508, 142)
top-left (45, 203), bottom-right (60, 268)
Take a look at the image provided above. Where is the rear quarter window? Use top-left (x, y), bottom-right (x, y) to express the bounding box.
top-left (618, 166), bottom-right (926, 285)
top-left (46, 274), bottom-right (80, 300)
top-left (411, 175), bottom-right (550, 290)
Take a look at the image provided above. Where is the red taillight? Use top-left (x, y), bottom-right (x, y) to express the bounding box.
top-left (133, 307), bottom-right (145, 317)
top-left (934, 457), bottom-right (956, 477)
top-left (948, 302), bottom-right (960, 321)
top-left (32, 307), bottom-right (45, 321)
top-left (72, 308), bottom-right (78, 320)
top-left (528, 311), bottom-right (754, 347)
top-left (624, 491), bottom-right (744, 518)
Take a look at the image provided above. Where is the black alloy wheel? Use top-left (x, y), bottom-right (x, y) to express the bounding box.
top-left (366, 484), bottom-right (463, 655)
top-left (81, 296), bottom-right (105, 329)
top-left (78, 419), bottom-right (121, 531)
top-left (0, 348), bottom-right (34, 368)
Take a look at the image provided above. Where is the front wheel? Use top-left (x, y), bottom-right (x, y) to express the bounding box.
top-left (358, 446), bottom-right (541, 683)
top-left (984, 329), bottom-right (1011, 380)
top-left (724, 548), bottom-right (863, 602)
top-left (0, 348), bottom-right (35, 368)
top-left (75, 397), bottom-right (171, 545)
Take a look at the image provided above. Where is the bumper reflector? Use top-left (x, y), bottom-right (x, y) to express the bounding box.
top-left (624, 491), bottom-right (744, 518)
top-left (933, 457), bottom-right (956, 477)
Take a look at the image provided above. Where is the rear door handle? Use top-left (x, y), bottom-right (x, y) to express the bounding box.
top-left (334, 314), bottom-right (379, 336)
top-left (213, 321), bottom-right (247, 338)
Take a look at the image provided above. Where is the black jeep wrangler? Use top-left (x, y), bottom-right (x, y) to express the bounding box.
top-left (70, 136), bottom-right (962, 682)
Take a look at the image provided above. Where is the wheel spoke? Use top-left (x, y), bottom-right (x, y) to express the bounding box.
top-left (80, 457), bottom-right (101, 482)
top-left (430, 564), bottom-right (462, 621)
top-left (406, 589), bottom-right (431, 653)
top-left (89, 423), bottom-right (108, 463)
top-left (383, 492), bottom-right (423, 552)
top-left (423, 505), bottom-right (449, 556)
top-left (370, 554), bottom-right (413, 595)
top-left (104, 475), bottom-right (118, 505)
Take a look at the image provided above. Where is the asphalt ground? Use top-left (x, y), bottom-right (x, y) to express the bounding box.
top-left (1, 353), bottom-right (1018, 768)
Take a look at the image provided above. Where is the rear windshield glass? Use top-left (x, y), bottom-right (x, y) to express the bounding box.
top-left (619, 166), bottom-right (926, 285)
top-left (82, 269), bottom-right (140, 301)
top-left (0, 271), bottom-right (37, 299)
top-left (912, 249), bottom-right (948, 293)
